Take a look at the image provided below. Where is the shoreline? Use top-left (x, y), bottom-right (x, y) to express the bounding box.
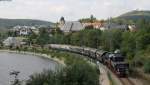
top-left (0, 50), bottom-right (65, 66)
top-left (0, 49), bottom-right (109, 85)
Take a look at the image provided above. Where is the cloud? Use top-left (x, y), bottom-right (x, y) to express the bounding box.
top-left (0, 0), bottom-right (12, 1)
top-left (0, 0), bottom-right (150, 22)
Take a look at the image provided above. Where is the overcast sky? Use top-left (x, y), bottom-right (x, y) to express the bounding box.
top-left (0, 0), bottom-right (150, 22)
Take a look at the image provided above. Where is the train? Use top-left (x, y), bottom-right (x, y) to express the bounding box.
top-left (49, 44), bottom-right (129, 77)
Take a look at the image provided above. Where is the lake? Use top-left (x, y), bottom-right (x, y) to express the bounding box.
top-left (0, 52), bottom-right (59, 85)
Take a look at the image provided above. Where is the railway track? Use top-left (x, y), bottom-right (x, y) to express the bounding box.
top-left (120, 78), bottom-right (135, 85)
top-left (107, 65), bottom-right (134, 85)
top-left (50, 44), bottom-right (132, 85)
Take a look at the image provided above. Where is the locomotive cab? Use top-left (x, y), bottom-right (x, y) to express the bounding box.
top-left (114, 62), bottom-right (129, 77)
top-left (110, 53), bottom-right (125, 62)
top-left (109, 53), bottom-right (129, 76)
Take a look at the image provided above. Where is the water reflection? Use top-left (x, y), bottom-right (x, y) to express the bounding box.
top-left (0, 52), bottom-right (59, 85)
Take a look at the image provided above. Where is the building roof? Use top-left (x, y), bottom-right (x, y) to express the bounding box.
top-left (102, 23), bottom-right (128, 30)
top-left (60, 21), bottom-right (84, 32)
top-left (82, 22), bottom-right (103, 28)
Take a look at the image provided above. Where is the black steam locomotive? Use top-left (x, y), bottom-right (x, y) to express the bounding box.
top-left (50, 44), bottom-right (129, 77)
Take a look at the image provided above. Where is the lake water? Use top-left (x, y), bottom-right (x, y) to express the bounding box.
top-left (0, 52), bottom-right (59, 85)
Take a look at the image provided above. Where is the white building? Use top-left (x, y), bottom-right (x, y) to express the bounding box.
top-left (13, 26), bottom-right (34, 35)
top-left (128, 25), bottom-right (137, 32)
top-left (3, 37), bottom-right (20, 47)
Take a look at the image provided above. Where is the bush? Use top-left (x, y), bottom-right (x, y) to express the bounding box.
top-left (144, 60), bottom-right (150, 73)
top-left (26, 60), bottom-right (99, 85)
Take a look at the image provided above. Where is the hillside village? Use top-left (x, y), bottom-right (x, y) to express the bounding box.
top-left (2, 15), bottom-right (137, 47)
top-left (59, 16), bottom-right (137, 33)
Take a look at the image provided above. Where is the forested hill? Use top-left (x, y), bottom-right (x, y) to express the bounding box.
top-left (117, 10), bottom-right (150, 21)
top-left (0, 18), bottom-right (54, 29)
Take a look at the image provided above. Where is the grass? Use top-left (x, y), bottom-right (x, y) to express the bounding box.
top-left (107, 72), bottom-right (116, 85)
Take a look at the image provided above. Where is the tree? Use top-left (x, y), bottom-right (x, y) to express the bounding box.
top-left (85, 29), bottom-right (101, 48)
top-left (26, 57), bottom-right (99, 85)
top-left (51, 34), bottom-right (65, 44)
top-left (28, 33), bottom-right (38, 45)
top-left (36, 28), bottom-right (50, 47)
top-left (70, 32), bottom-right (83, 46)
top-left (121, 31), bottom-right (136, 61)
top-left (79, 15), bottom-right (96, 23)
top-left (136, 33), bottom-right (150, 50)
top-left (144, 60), bottom-right (150, 73)
top-left (70, 29), bottom-right (101, 48)
top-left (51, 27), bottom-right (63, 35)
top-left (90, 14), bottom-right (94, 23)
top-left (7, 31), bottom-right (12, 37)
top-left (101, 29), bottom-right (123, 51)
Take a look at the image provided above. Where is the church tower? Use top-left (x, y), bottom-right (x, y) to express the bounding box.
top-left (59, 16), bottom-right (65, 28)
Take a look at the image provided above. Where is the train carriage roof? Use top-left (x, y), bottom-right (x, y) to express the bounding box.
top-left (96, 50), bottom-right (108, 57)
top-left (69, 45), bottom-right (84, 50)
top-left (50, 44), bottom-right (108, 57)
top-left (84, 47), bottom-right (97, 52)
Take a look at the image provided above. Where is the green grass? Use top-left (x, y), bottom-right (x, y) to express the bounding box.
top-left (107, 72), bottom-right (116, 85)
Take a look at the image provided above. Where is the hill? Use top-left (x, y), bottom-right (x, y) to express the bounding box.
top-left (117, 10), bottom-right (150, 21)
top-left (0, 18), bottom-right (54, 29)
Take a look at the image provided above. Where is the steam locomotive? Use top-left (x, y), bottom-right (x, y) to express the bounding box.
top-left (50, 44), bottom-right (129, 77)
